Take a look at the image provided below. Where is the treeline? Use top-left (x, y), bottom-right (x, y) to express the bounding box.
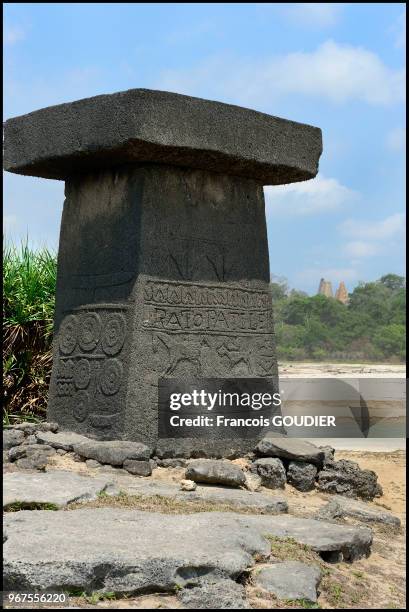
top-left (272, 273), bottom-right (406, 362)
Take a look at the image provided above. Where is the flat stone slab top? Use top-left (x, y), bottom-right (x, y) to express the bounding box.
top-left (317, 495), bottom-right (401, 527)
top-left (3, 88), bottom-right (322, 184)
top-left (4, 509), bottom-right (371, 592)
top-left (256, 437), bottom-right (325, 466)
top-left (253, 561), bottom-right (322, 603)
top-left (105, 478), bottom-right (288, 514)
top-left (3, 471), bottom-right (113, 509)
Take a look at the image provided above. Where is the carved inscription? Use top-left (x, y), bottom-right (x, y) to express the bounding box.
top-left (55, 305), bottom-right (128, 426)
top-left (141, 280), bottom-right (277, 378)
top-left (142, 280), bottom-right (273, 335)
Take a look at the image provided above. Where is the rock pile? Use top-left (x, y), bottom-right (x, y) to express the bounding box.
top-left (4, 425), bottom-right (383, 501)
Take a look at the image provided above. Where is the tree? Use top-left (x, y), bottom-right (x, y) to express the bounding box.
top-left (379, 274), bottom-right (405, 291)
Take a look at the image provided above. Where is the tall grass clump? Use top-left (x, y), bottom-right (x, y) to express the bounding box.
top-left (3, 242), bottom-right (57, 425)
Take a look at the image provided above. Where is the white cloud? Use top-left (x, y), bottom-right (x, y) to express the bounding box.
top-left (283, 3), bottom-right (342, 28)
top-left (339, 213), bottom-right (406, 241)
top-left (264, 174), bottom-right (357, 216)
top-left (4, 25), bottom-right (25, 46)
top-left (338, 213), bottom-right (405, 260)
top-left (343, 241), bottom-right (380, 258)
top-left (157, 41), bottom-right (405, 107)
top-left (386, 127), bottom-right (406, 152)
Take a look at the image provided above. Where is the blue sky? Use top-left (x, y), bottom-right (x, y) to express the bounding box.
top-left (3, 3), bottom-right (406, 294)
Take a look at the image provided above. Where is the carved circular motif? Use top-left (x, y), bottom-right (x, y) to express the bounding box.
top-left (78, 312), bottom-right (102, 352)
top-left (74, 358), bottom-right (91, 389)
top-left (73, 390), bottom-right (89, 422)
top-left (100, 358), bottom-right (123, 396)
top-left (59, 315), bottom-right (78, 355)
top-left (101, 313), bottom-right (126, 356)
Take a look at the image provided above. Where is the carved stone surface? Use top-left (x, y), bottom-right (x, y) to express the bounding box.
top-left (4, 89), bottom-right (323, 456)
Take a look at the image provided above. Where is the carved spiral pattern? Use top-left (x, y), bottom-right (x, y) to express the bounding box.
top-left (100, 358), bottom-right (123, 396)
top-left (78, 312), bottom-right (102, 351)
top-left (59, 315), bottom-right (78, 355)
top-left (73, 390), bottom-right (89, 422)
top-left (102, 313), bottom-right (126, 356)
top-left (74, 358), bottom-right (91, 389)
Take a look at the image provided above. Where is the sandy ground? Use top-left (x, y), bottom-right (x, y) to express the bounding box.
top-left (278, 361), bottom-right (406, 378)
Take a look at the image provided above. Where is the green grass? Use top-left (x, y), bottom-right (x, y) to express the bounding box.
top-left (3, 241), bottom-right (57, 425)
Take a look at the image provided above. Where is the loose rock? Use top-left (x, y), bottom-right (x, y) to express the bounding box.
top-left (185, 460), bottom-right (246, 488)
top-left (287, 461), bottom-right (317, 492)
top-left (180, 479), bottom-right (197, 491)
top-left (320, 445), bottom-right (335, 466)
top-left (244, 472), bottom-right (262, 492)
top-left (85, 459), bottom-right (101, 469)
top-left (316, 495), bottom-right (400, 527)
top-left (253, 561), bottom-right (322, 603)
top-left (36, 431), bottom-right (90, 451)
top-left (73, 440), bottom-right (151, 466)
top-left (3, 430), bottom-right (25, 450)
top-left (251, 458), bottom-right (286, 489)
top-left (156, 458), bottom-right (187, 468)
top-left (9, 444), bottom-right (56, 471)
top-left (178, 577), bottom-right (247, 608)
top-left (123, 460), bottom-right (152, 477)
top-left (317, 459), bottom-right (382, 501)
top-left (256, 437), bottom-right (325, 467)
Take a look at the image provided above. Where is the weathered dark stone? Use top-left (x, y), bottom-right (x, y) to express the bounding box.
top-left (251, 458), bottom-right (286, 489)
top-left (36, 430), bottom-right (89, 451)
top-left (8, 444), bottom-right (55, 463)
top-left (3, 510), bottom-right (372, 593)
top-left (3, 471), bottom-right (113, 508)
top-left (320, 445), bottom-right (335, 466)
top-left (4, 89), bottom-right (322, 183)
top-left (155, 458), bottom-right (187, 468)
top-left (4, 90), bottom-right (322, 455)
top-left (287, 461), bottom-right (317, 492)
top-left (3, 430), bottom-right (25, 450)
top-left (73, 440), bottom-right (151, 466)
top-left (316, 495), bottom-right (400, 527)
top-left (7, 422), bottom-right (59, 435)
top-left (178, 577), bottom-right (248, 609)
top-left (185, 459), bottom-right (246, 488)
top-left (253, 561), bottom-right (321, 603)
top-left (317, 459), bottom-right (382, 501)
top-left (255, 437), bottom-right (325, 466)
top-left (123, 459), bottom-right (152, 476)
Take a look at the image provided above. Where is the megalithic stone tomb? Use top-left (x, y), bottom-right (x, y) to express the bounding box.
top-left (3, 89), bottom-right (322, 456)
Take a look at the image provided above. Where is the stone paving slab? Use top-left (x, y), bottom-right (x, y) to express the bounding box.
top-left (105, 478), bottom-right (288, 514)
top-left (3, 471), bottom-right (113, 508)
top-left (253, 561), bottom-right (322, 603)
top-left (4, 508), bottom-right (371, 593)
top-left (317, 495), bottom-right (401, 527)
